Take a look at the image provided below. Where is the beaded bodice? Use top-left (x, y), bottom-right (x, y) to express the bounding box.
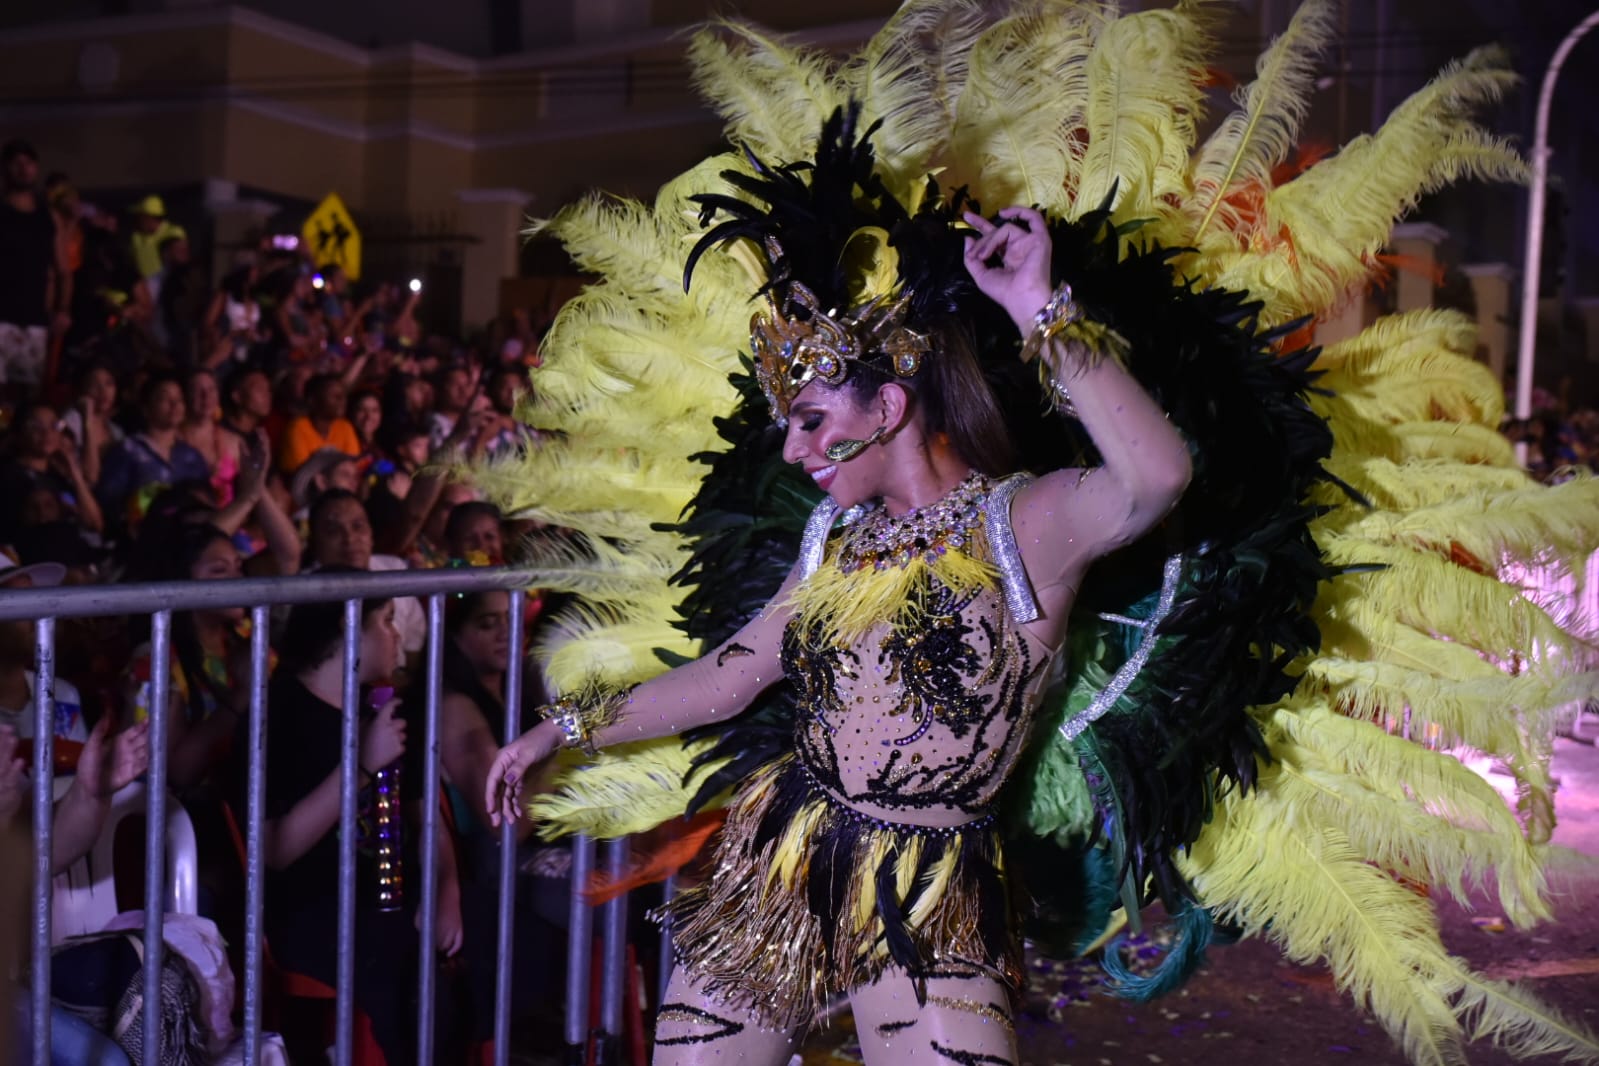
top-left (782, 481), bottom-right (1049, 824)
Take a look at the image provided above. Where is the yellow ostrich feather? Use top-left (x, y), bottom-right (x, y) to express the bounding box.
top-left (785, 541), bottom-right (997, 645)
top-left (539, 619), bottom-right (701, 692)
top-left (1320, 543), bottom-right (1580, 659)
top-left (1322, 419), bottom-right (1519, 468)
top-left (532, 195), bottom-right (682, 301)
top-left (1189, 0), bottom-right (1337, 241)
top-left (910, 844), bottom-right (961, 928)
top-left (1266, 703), bottom-right (1550, 924)
top-left (848, 0), bottom-right (989, 196)
top-left (687, 21), bottom-right (847, 166)
top-left (1071, 2), bottom-right (1213, 228)
top-left (1317, 457), bottom-right (1533, 513)
top-left (1178, 769), bottom-right (1599, 1066)
top-left (1302, 656), bottom-right (1597, 775)
top-left (1197, 49), bottom-right (1527, 323)
top-left (528, 737), bottom-right (721, 839)
top-left (945, 5), bottom-right (1103, 214)
top-left (1338, 482), bottom-right (1599, 577)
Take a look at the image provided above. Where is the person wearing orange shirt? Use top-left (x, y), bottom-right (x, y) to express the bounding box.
top-left (279, 372), bottom-right (360, 474)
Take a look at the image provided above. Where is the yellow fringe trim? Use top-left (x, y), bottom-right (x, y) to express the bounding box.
top-left (784, 538), bottom-right (998, 647)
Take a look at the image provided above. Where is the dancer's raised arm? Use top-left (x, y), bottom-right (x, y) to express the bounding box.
top-left (964, 207), bottom-right (1191, 639)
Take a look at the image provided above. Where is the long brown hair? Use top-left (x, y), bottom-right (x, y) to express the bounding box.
top-left (848, 315), bottom-right (1017, 477)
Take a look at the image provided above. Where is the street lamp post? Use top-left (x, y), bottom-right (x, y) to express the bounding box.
top-left (1514, 8), bottom-right (1599, 466)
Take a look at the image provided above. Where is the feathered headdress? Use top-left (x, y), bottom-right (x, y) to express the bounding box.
top-left (683, 104), bottom-right (973, 424)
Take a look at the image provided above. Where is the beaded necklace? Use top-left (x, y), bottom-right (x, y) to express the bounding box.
top-left (835, 470), bottom-right (993, 573)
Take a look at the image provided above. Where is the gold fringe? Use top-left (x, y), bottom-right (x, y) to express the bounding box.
top-left (666, 758), bottom-right (1018, 1030)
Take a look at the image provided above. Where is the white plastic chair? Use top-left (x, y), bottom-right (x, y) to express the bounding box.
top-left (51, 780), bottom-right (199, 942)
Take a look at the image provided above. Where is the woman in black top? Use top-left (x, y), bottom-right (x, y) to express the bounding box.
top-left (239, 575), bottom-right (462, 1064)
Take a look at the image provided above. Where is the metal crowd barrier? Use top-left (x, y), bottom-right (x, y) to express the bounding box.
top-left (1, 566), bottom-right (654, 1066)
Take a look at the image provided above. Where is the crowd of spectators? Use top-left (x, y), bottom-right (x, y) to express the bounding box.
top-left (1503, 387), bottom-right (1599, 483)
top-left (1, 135), bottom-right (575, 1062)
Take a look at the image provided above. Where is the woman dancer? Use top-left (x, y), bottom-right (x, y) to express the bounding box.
top-left (488, 201), bottom-right (1189, 1063)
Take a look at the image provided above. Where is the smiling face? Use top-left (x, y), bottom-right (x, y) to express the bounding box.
top-left (449, 510), bottom-right (503, 562)
top-left (780, 380), bottom-right (897, 511)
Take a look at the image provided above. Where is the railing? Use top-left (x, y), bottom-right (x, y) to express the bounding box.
top-left (2, 566), bottom-right (642, 1066)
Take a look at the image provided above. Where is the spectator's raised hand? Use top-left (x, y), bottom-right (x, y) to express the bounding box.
top-left (49, 435), bottom-right (84, 480)
top-left (77, 715), bottom-right (150, 801)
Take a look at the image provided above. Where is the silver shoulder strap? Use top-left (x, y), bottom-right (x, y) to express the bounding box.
top-left (983, 473), bottom-right (1040, 624)
top-left (797, 497), bottom-right (842, 579)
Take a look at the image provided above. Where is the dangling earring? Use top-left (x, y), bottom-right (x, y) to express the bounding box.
top-left (824, 425), bottom-right (887, 463)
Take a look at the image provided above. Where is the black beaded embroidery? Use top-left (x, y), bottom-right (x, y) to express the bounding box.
top-left (783, 572), bottom-right (1038, 816)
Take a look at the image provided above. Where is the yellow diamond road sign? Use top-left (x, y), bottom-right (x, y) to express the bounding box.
top-left (303, 192), bottom-right (362, 281)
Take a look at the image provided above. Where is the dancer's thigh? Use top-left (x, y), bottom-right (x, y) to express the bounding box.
top-left (849, 966), bottom-right (1017, 1066)
top-left (652, 964), bottom-right (801, 1066)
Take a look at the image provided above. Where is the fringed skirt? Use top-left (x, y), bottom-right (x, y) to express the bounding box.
top-left (663, 755), bottom-right (1021, 1030)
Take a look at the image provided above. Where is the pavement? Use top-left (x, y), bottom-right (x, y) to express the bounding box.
top-left (797, 720), bottom-right (1599, 1066)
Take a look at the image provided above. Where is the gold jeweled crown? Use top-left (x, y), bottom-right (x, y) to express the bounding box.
top-left (749, 282), bottom-right (931, 426)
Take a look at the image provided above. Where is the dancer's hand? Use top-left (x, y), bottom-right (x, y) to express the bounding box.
top-left (485, 720), bottom-right (560, 828)
top-left (962, 206), bottom-right (1056, 334)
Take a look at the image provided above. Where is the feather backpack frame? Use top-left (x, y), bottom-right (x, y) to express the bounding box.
top-left (476, 3), bottom-right (1599, 1062)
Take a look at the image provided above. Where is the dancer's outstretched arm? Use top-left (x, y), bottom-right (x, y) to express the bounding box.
top-left (487, 568), bottom-right (798, 825)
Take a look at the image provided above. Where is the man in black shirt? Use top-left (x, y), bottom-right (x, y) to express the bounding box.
top-left (0, 140), bottom-right (65, 389)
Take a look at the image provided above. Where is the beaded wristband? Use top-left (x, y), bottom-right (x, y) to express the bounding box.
top-left (1019, 282), bottom-right (1082, 364)
top-left (541, 699), bottom-right (597, 757)
top-left (1023, 282), bottom-right (1132, 418)
top-left (538, 684), bottom-right (634, 759)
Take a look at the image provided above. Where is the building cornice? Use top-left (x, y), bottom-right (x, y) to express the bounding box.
top-left (0, 5), bottom-right (888, 73)
top-left (0, 92), bottom-right (715, 152)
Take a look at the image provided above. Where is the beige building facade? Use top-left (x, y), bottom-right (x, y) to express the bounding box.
top-left (0, 3), bottom-right (896, 329)
top-left (0, 0), bottom-right (1556, 374)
